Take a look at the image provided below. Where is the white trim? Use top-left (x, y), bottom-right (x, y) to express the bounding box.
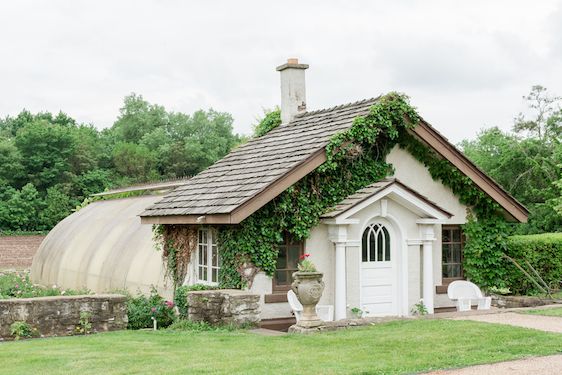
top-left (327, 184), bottom-right (450, 224)
top-left (380, 199), bottom-right (388, 217)
top-left (196, 228), bottom-right (220, 286)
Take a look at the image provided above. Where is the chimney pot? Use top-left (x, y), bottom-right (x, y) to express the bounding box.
top-left (277, 58), bottom-right (309, 124)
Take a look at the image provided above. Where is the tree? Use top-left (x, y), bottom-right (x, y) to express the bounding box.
top-left (112, 142), bottom-right (157, 181)
top-left (0, 138), bottom-right (24, 187)
top-left (15, 119), bottom-right (76, 190)
top-left (513, 85), bottom-right (561, 141)
top-left (461, 86), bottom-right (562, 233)
top-left (0, 183), bottom-right (44, 231)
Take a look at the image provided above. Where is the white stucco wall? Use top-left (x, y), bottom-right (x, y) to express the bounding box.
top-left (386, 145), bottom-right (469, 291)
top-left (248, 145), bottom-right (470, 319)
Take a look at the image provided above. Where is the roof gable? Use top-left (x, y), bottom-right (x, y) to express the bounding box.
top-left (321, 179), bottom-right (452, 224)
top-left (140, 97), bottom-right (528, 224)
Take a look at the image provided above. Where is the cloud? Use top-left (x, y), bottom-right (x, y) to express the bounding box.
top-left (0, 0), bottom-right (560, 143)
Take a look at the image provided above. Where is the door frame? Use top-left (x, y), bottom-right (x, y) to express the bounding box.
top-left (358, 214), bottom-right (407, 316)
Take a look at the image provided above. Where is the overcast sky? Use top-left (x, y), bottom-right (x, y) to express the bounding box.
top-left (0, 0), bottom-right (560, 143)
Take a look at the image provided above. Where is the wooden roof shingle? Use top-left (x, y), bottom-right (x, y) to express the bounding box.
top-left (140, 98), bottom-right (379, 220)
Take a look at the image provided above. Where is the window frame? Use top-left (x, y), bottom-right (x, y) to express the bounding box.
top-left (272, 233), bottom-right (304, 293)
top-left (441, 225), bottom-right (465, 283)
top-left (362, 223), bottom-right (391, 263)
top-left (197, 228), bottom-right (220, 285)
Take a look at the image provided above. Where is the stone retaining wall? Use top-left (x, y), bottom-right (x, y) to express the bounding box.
top-left (0, 294), bottom-right (127, 340)
top-left (0, 235), bottom-right (46, 270)
top-left (187, 289), bottom-right (260, 326)
top-left (493, 295), bottom-right (558, 308)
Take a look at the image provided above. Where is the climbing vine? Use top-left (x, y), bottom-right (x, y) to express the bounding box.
top-left (156, 92), bottom-right (511, 290)
top-left (153, 224), bottom-right (198, 294)
top-left (397, 132), bottom-right (511, 288)
top-left (218, 93), bottom-right (421, 288)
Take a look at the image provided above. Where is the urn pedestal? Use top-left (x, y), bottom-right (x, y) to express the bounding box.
top-left (291, 271), bottom-right (325, 328)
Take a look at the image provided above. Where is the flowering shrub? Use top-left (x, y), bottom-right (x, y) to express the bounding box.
top-left (0, 271), bottom-right (89, 299)
top-left (126, 287), bottom-right (175, 330)
top-left (297, 253), bottom-right (317, 272)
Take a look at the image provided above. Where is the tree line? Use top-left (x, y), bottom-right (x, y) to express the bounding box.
top-left (0, 87), bottom-right (559, 234)
top-left (0, 94), bottom-right (242, 232)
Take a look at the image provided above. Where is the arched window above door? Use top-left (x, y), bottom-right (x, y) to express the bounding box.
top-left (362, 223), bottom-right (390, 262)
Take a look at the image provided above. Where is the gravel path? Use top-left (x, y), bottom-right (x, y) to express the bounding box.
top-left (425, 354), bottom-right (562, 375)
top-left (451, 312), bottom-right (562, 333)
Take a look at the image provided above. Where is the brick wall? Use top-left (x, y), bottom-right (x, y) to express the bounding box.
top-left (0, 235), bottom-right (46, 270)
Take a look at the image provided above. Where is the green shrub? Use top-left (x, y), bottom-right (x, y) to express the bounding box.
top-left (174, 284), bottom-right (216, 319)
top-left (126, 288), bottom-right (175, 330)
top-left (10, 321), bottom-right (35, 340)
top-left (167, 319), bottom-right (246, 332)
top-left (505, 233), bottom-right (562, 295)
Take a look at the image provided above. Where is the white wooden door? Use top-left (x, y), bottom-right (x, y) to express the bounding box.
top-left (360, 223), bottom-right (397, 316)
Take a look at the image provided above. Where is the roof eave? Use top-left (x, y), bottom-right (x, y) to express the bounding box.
top-left (411, 121), bottom-right (529, 223)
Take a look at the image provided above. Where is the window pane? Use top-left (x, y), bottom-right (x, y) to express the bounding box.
top-left (452, 243), bottom-right (461, 263)
top-left (212, 268), bottom-right (217, 283)
top-left (362, 228), bottom-right (368, 262)
top-left (198, 266), bottom-right (203, 280)
top-left (377, 231), bottom-right (384, 262)
top-left (442, 229), bottom-right (451, 242)
top-left (276, 247), bottom-right (287, 269)
top-left (451, 265), bottom-right (461, 278)
top-left (452, 229), bottom-right (461, 242)
top-left (211, 229), bottom-right (217, 245)
top-left (288, 245), bottom-right (300, 269)
top-left (212, 246), bottom-right (218, 267)
top-left (383, 227), bottom-right (390, 261)
top-left (442, 244), bottom-right (450, 263)
top-left (369, 230), bottom-right (376, 262)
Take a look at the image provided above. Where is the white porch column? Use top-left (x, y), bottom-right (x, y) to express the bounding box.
top-left (334, 242), bottom-right (347, 320)
top-left (419, 223), bottom-right (436, 314)
top-left (328, 225), bottom-right (348, 320)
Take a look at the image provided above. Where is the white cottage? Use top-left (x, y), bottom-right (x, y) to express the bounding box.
top-left (32, 59), bottom-right (528, 328)
top-left (139, 59), bottom-right (528, 325)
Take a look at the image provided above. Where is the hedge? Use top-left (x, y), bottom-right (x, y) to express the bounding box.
top-left (505, 233), bottom-right (562, 295)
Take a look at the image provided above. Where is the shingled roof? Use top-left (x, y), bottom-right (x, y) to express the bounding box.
top-left (140, 98), bottom-right (379, 223)
top-left (140, 97), bottom-right (529, 224)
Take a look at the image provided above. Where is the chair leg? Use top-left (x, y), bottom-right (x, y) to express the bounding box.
top-left (457, 299), bottom-right (471, 312)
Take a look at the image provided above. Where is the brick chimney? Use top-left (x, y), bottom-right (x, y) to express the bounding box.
top-left (276, 58), bottom-right (309, 124)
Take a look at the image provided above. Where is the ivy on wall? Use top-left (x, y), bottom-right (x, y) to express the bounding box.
top-left (157, 92), bottom-right (511, 290)
top-left (218, 93), bottom-right (422, 288)
top-left (397, 133), bottom-right (510, 288)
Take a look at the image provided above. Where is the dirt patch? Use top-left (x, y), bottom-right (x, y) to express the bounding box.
top-left (426, 354), bottom-right (562, 375)
top-left (451, 312), bottom-right (562, 333)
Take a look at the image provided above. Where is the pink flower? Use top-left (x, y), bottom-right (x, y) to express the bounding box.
top-left (299, 253), bottom-right (310, 260)
top-left (151, 307), bottom-right (156, 313)
top-left (165, 301), bottom-right (174, 308)
top-left (15, 284), bottom-right (19, 289)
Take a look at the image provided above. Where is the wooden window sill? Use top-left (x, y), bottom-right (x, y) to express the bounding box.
top-left (264, 293), bottom-right (288, 303)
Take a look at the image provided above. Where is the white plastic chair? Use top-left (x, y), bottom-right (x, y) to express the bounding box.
top-left (447, 280), bottom-right (492, 312)
top-left (287, 290), bottom-right (334, 322)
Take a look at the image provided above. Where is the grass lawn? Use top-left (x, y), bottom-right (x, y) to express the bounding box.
top-left (1, 319), bottom-right (562, 375)
top-left (524, 307), bottom-right (562, 317)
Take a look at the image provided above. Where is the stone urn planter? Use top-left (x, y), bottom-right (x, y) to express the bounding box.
top-left (291, 271), bottom-right (325, 328)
